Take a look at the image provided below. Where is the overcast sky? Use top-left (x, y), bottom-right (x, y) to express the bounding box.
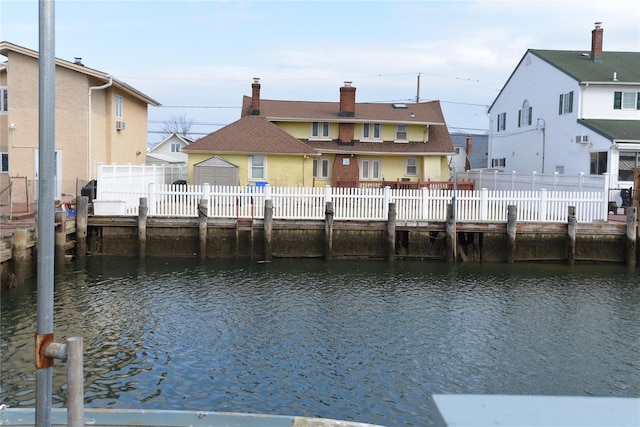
top-left (2, 0), bottom-right (639, 144)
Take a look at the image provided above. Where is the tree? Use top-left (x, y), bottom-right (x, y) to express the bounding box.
top-left (161, 114), bottom-right (196, 138)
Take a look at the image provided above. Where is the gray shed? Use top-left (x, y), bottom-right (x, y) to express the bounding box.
top-left (194, 156), bottom-right (239, 186)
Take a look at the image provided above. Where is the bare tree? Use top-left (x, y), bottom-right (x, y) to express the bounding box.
top-left (161, 114), bottom-right (196, 138)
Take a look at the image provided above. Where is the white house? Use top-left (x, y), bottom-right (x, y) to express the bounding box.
top-left (488, 22), bottom-right (640, 190)
top-left (146, 132), bottom-right (193, 166)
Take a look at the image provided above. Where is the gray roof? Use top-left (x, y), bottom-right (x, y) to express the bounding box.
top-left (530, 50), bottom-right (640, 83)
top-left (578, 119), bottom-right (640, 142)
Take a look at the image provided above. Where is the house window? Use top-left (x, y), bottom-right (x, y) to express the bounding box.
top-left (406, 157), bottom-right (417, 176)
top-left (249, 155), bottom-right (265, 180)
top-left (559, 91), bottom-right (573, 114)
top-left (395, 125), bottom-right (407, 141)
top-left (590, 152), bottom-right (607, 175)
top-left (1, 152), bottom-right (8, 172)
top-left (518, 100), bottom-right (532, 127)
top-left (170, 143), bottom-right (181, 153)
top-left (311, 122), bottom-right (330, 139)
top-left (313, 157), bottom-right (331, 179)
top-left (362, 123), bottom-right (381, 140)
top-left (491, 158), bottom-right (506, 168)
top-left (0, 87), bottom-right (7, 113)
top-left (115, 95), bottom-right (123, 118)
top-left (361, 159), bottom-right (381, 180)
top-left (496, 112), bottom-right (506, 131)
top-left (618, 151), bottom-right (640, 181)
top-left (614, 92), bottom-right (640, 110)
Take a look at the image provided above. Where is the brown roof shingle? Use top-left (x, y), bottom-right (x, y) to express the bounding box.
top-left (182, 115), bottom-right (316, 155)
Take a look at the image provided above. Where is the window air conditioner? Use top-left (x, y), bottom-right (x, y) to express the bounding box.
top-left (575, 135), bottom-right (588, 144)
top-left (116, 121), bottom-right (126, 131)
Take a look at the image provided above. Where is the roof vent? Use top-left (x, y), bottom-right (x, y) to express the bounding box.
top-left (392, 103), bottom-right (408, 109)
top-left (74, 57), bottom-right (83, 66)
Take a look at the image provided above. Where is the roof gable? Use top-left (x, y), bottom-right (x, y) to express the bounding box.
top-left (183, 115), bottom-right (316, 155)
top-left (149, 132), bottom-right (193, 153)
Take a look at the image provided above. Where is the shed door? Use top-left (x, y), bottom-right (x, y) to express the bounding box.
top-left (196, 166), bottom-right (238, 186)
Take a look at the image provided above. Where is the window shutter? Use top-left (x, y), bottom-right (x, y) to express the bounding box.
top-left (559, 94), bottom-right (563, 114)
top-left (528, 107), bottom-right (532, 125)
top-left (518, 110), bottom-right (521, 128)
top-left (568, 91), bottom-right (573, 113)
top-left (637, 93), bottom-right (640, 110)
top-left (614, 92), bottom-right (622, 109)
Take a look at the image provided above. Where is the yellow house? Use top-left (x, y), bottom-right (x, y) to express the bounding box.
top-left (183, 79), bottom-right (455, 187)
top-left (0, 41), bottom-right (160, 210)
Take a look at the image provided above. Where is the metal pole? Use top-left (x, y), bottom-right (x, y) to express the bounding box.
top-left (36, 1), bottom-right (56, 426)
top-left (66, 337), bottom-right (84, 427)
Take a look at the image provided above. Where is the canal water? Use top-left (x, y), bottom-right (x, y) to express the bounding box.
top-left (1, 258), bottom-right (639, 426)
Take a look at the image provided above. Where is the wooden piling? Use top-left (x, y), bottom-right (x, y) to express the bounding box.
top-left (325, 201), bottom-right (334, 260)
top-left (567, 206), bottom-right (577, 265)
top-left (75, 196), bottom-right (88, 258)
top-left (445, 203), bottom-right (456, 263)
top-left (12, 229), bottom-right (30, 284)
top-left (264, 200), bottom-right (273, 261)
top-left (626, 207), bottom-right (637, 267)
top-left (55, 210), bottom-right (67, 268)
top-left (138, 197), bottom-right (148, 259)
top-left (387, 202), bottom-right (396, 261)
top-left (198, 199), bottom-right (208, 260)
top-left (506, 205), bottom-right (517, 264)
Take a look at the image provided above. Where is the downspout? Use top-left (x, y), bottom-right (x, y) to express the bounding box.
top-left (88, 76), bottom-right (112, 180)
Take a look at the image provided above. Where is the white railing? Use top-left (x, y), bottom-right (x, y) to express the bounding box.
top-left (92, 184), bottom-right (609, 223)
top-left (462, 170), bottom-right (609, 193)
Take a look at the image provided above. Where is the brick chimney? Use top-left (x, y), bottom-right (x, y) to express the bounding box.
top-left (339, 81), bottom-right (356, 117)
top-left (591, 22), bottom-right (603, 62)
top-left (250, 78), bottom-right (260, 115)
top-left (466, 136), bottom-right (473, 156)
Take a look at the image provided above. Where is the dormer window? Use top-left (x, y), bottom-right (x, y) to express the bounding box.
top-left (362, 123), bottom-right (381, 141)
top-left (395, 124), bottom-right (408, 142)
top-left (311, 121), bottom-right (330, 139)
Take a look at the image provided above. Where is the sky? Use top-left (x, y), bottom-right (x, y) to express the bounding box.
top-left (1, 0), bottom-right (639, 145)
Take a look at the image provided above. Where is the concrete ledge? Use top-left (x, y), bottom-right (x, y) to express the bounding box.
top-left (431, 394), bottom-right (640, 427)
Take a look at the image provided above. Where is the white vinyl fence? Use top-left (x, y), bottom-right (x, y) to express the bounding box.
top-left (93, 183), bottom-right (608, 223)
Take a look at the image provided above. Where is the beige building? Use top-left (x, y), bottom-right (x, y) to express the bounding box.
top-left (0, 41), bottom-right (160, 211)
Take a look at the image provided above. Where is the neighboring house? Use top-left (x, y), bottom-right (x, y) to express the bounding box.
top-left (0, 41), bottom-right (160, 206)
top-left (183, 79), bottom-right (455, 187)
top-left (487, 23), bottom-right (640, 188)
top-left (449, 133), bottom-right (489, 171)
top-left (146, 132), bottom-right (193, 166)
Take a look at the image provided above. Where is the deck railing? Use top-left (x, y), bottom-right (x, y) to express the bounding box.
top-left (95, 183), bottom-right (608, 223)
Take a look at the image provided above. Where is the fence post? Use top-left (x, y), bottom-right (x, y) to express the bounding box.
top-left (387, 202), bottom-right (396, 261)
top-left (203, 183), bottom-right (211, 216)
top-left (325, 185), bottom-right (332, 205)
top-left (138, 197), bottom-right (147, 259)
top-left (480, 188), bottom-right (489, 221)
top-left (148, 182), bottom-right (156, 216)
top-left (539, 188), bottom-right (548, 221)
top-left (507, 205), bottom-right (517, 263)
top-left (626, 207), bottom-right (637, 267)
top-left (325, 201), bottom-right (334, 260)
top-left (199, 199), bottom-right (208, 260)
top-left (567, 206), bottom-right (577, 265)
top-left (421, 187), bottom-right (428, 220)
top-left (264, 199), bottom-right (273, 261)
top-left (602, 172), bottom-right (611, 221)
top-left (383, 186), bottom-right (391, 220)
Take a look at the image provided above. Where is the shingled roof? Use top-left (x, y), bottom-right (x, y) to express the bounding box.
top-left (530, 50), bottom-right (640, 83)
top-left (182, 115), bottom-right (316, 155)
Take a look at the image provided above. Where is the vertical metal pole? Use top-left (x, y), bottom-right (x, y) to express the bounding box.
top-left (66, 337), bottom-right (84, 427)
top-left (36, 1), bottom-right (56, 426)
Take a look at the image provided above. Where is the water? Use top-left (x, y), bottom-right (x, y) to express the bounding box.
top-left (1, 258), bottom-right (639, 426)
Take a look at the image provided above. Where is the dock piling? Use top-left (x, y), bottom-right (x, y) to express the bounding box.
top-left (264, 200), bottom-right (273, 261)
top-left (138, 197), bottom-right (148, 259)
top-left (567, 206), bottom-right (577, 265)
top-left (325, 201), bottom-right (334, 260)
top-left (626, 207), bottom-right (637, 267)
top-left (198, 199), bottom-right (208, 260)
top-left (75, 196), bottom-right (88, 258)
top-left (507, 205), bottom-right (517, 264)
top-left (387, 202), bottom-right (396, 261)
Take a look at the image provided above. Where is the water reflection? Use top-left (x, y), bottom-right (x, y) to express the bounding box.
top-left (1, 258), bottom-right (639, 426)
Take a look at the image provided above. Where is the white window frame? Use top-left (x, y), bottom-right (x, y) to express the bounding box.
top-left (406, 157), bottom-right (417, 176)
top-left (395, 124), bottom-right (408, 142)
top-left (519, 100), bottom-right (532, 127)
top-left (311, 121), bottom-right (330, 140)
top-left (313, 157), bottom-right (331, 179)
top-left (170, 143), bottom-right (181, 153)
top-left (0, 87), bottom-right (7, 113)
top-left (621, 92), bottom-right (637, 110)
top-left (491, 158), bottom-right (506, 168)
top-left (362, 123), bottom-right (381, 141)
top-left (361, 159), bottom-right (381, 180)
top-left (115, 95), bottom-right (123, 118)
top-left (249, 155), bottom-right (265, 180)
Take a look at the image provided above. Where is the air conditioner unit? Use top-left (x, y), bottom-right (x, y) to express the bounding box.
top-left (116, 121), bottom-right (126, 131)
top-left (575, 134), bottom-right (588, 144)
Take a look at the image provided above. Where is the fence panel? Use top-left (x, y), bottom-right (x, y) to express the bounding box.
top-left (332, 187), bottom-right (386, 220)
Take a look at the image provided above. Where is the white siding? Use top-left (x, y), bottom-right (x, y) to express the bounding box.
top-left (582, 85), bottom-right (640, 120)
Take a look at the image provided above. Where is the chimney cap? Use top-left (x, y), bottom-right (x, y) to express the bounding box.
top-left (344, 81), bottom-right (352, 87)
top-left (594, 21), bottom-right (602, 29)
top-left (253, 77), bottom-right (260, 84)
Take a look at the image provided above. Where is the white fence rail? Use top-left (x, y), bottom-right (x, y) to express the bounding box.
top-left (92, 184), bottom-right (608, 223)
